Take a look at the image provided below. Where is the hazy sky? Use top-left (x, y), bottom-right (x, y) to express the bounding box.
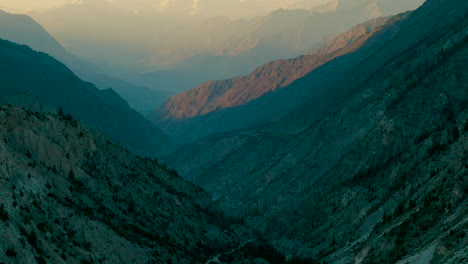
top-left (0, 0), bottom-right (331, 17)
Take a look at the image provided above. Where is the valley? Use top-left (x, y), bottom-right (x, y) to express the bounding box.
top-left (0, 0), bottom-right (467, 263)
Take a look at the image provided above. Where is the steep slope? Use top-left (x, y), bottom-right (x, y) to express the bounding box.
top-left (0, 39), bottom-right (171, 157)
top-left (154, 16), bottom-right (398, 143)
top-left (167, 0), bottom-right (468, 262)
top-left (0, 104), bottom-right (257, 263)
top-left (0, 10), bottom-right (167, 115)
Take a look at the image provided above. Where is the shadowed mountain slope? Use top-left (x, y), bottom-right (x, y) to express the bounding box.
top-left (0, 105), bottom-right (260, 263)
top-left (0, 39), bottom-right (172, 157)
top-left (167, 0), bottom-right (468, 262)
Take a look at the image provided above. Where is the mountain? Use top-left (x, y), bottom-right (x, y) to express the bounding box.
top-left (166, 0), bottom-right (468, 262)
top-left (0, 9), bottom-right (103, 79)
top-left (0, 10), bottom-right (167, 115)
top-left (0, 10), bottom-right (68, 59)
top-left (126, 9), bottom-right (319, 94)
top-left (154, 16), bottom-right (395, 143)
top-left (32, 0), bottom-right (424, 95)
top-left (0, 38), bottom-right (171, 157)
top-left (0, 104), bottom-right (260, 263)
top-left (129, 0), bottom-right (424, 94)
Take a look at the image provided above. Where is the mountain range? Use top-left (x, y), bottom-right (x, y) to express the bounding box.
top-left (31, 0), bottom-right (425, 94)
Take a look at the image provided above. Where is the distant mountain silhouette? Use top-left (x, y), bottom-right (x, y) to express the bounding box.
top-left (0, 10), bottom-right (167, 114)
top-left (0, 10), bottom-right (68, 57)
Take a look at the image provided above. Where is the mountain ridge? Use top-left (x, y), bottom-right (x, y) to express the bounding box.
top-left (158, 16), bottom-right (392, 121)
top-left (153, 15), bottom-right (401, 143)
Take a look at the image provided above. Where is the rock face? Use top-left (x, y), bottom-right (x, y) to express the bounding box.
top-left (0, 105), bottom-right (256, 264)
top-left (167, 0), bottom-right (468, 262)
top-left (155, 16), bottom-right (395, 143)
top-left (0, 38), bottom-right (172, 157)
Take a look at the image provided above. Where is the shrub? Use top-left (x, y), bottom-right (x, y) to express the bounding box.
top-left (36, 256), bottom-right (47, 264)
top-left (0, 204), bottom-right (9, 221)
top-left (427, 142), bottom-right (447, 157)
top-left (452, 127), bottom-right (460, 141)
top-left (5, 248), bottom-right (17, 257)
